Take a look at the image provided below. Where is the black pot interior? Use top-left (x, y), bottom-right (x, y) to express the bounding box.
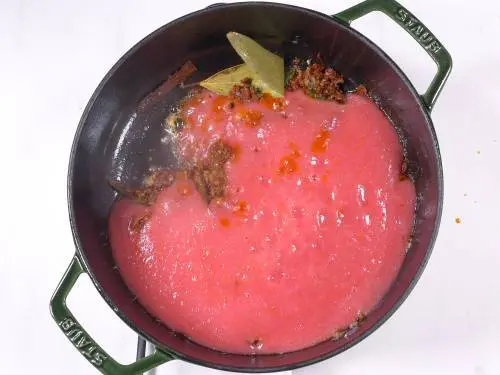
top-left (69, 2), bottom-right (442, 372)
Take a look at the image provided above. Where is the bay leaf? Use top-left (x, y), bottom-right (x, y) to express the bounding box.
top-left (227, 32), bottom-right (284, 98)
top-left (199, 64), bottom-right (254, 95)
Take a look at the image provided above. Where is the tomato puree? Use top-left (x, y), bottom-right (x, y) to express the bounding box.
top-left (109, 90), bottom-right (415, 354)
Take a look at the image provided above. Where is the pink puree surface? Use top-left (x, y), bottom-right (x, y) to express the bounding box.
top-left (109, 90), bottom-right (416, 354)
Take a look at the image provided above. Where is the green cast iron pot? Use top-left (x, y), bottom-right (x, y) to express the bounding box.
top-left (50, 0), bottom-right (452, 373)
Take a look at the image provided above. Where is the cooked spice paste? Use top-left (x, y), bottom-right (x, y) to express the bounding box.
top-left (109, 87), bottom-right (415, 354)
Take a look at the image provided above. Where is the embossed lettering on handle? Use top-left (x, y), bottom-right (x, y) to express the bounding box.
top-left (50, 256), bottom-right (173, 375)
top-left (395, 8), bottom-right (441, 54)
top-left (334, 0), bottom-right (452, 111)
top-left (59, 317), bottom-right (108, 367)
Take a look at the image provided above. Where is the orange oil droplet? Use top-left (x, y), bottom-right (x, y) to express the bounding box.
top-left (277, 156), bottom-right (299, 175)
top-left (233, 200), bottom-right (249, 216)
top-left (176, 182), bottom-right (193, 197)
top-left (260, 93), bottom-right (285, 111)
top-left (212, 96), bottom-right (228, 112)
top-left (311, 129), bottom-right (330, 154)
top-left (231, 143), bottom-right (242, 162)
top-left (220, 217), bottom-right (231, 227)
top-left (240, 109), bottom-right (263, 128)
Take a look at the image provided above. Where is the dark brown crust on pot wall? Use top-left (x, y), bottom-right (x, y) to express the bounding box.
top-left (286, 59), bottom-right (345, 103)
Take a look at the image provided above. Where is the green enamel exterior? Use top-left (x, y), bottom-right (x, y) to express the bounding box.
top-left (49, 257), bottom-right (173, 374)
top-left (334, 0), bottom-right (452, 111)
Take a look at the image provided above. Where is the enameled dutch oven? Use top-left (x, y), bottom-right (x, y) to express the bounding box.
top-left (50, 0), bottom-right (452, 373)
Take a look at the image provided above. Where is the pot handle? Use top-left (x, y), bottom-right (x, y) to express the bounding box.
top-left (334, 0), bottom-right (452, 111)
top-left (50, 256), bottom-right (173, 375)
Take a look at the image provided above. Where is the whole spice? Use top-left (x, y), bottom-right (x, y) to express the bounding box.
top-left (200, 64), bottom-right (255, 96)
top-left (138, 60), bottom-right (197, 112)
top-left (200, 32), bottom-right (284, 97)
top-left (227, 32), bottom-right (284, 98)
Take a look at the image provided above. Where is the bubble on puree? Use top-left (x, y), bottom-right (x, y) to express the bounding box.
top-left (109, 89), bottom-right (416, 354)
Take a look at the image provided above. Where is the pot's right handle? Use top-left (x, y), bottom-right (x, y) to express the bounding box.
top-left (334, 0), bottom-right (452, 111)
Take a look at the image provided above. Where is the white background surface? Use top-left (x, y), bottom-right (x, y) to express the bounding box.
top-left (1, 0), bottom-right (499, 374)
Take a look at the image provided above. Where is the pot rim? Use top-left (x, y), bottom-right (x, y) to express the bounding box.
top-left (67, 2), bottom-right (443, 372)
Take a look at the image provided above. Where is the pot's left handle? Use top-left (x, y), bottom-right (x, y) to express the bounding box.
top-left (50, 256), bottom-right (173, 375)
